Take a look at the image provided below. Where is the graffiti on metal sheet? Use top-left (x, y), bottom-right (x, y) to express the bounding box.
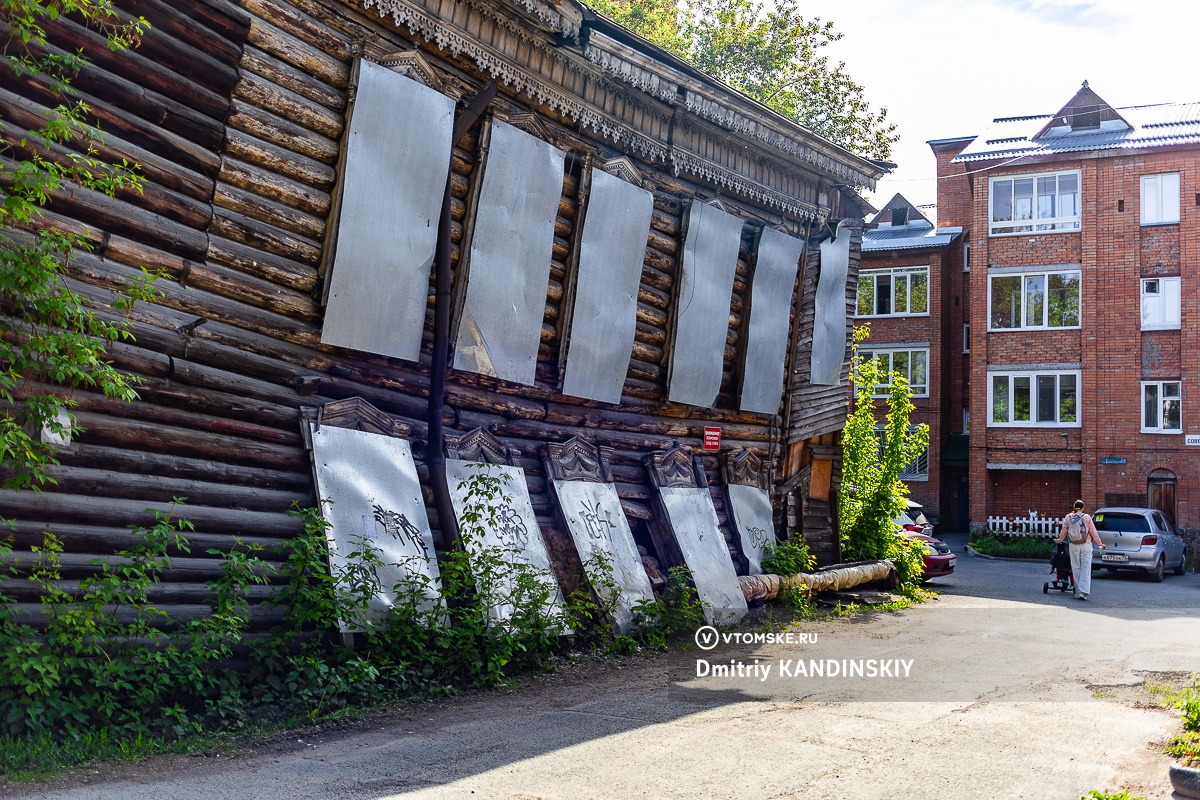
top-left (496, 503), bottom-right (530, 548)
top-left (578, 497), bottom-right (617, 542)
top-left (372, 504), bottom-right (429, 558)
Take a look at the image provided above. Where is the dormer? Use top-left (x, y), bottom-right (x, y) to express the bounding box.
top-left (869, 193), bottom-right (930, 229)
top-left (1034, 81), bottom-right (1130, 139)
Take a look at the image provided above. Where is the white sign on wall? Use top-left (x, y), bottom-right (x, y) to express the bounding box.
top-left (1186, 435), bottom-right (1200, 446)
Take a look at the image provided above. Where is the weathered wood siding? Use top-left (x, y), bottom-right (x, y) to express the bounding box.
top-left (0, 0), bottom-right (877, 620)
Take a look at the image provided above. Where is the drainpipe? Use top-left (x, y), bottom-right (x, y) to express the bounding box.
top-left (429, 80), bottom-right (496, 548)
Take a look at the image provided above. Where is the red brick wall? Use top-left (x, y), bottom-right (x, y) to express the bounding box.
top-left (988, 470), bottom-right (1081, 520)
top-left (938, 139), bottom-right (1200, 529)
top-left (858, 246), bottom-right (944, 519)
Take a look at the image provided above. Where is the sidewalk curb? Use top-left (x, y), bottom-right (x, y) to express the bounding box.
top-left (963, 544), bottom-right (1048, 563)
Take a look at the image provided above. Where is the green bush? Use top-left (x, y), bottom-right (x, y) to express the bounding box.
top-left (969, 534), bottom-right (1054, 560)
top-left (761, 538), bottom-right (816, 576)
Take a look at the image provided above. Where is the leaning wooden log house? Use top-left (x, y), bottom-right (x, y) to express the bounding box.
top-left (0, 0), bottom-right (886, 625)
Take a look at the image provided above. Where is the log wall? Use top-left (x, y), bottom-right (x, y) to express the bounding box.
top-left (0, 0), bottom-right (870, 622)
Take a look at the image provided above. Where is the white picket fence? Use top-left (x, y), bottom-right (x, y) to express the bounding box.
top-left (985, 514), bottom-right (1064, 538)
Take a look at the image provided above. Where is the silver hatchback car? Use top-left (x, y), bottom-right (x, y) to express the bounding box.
top-left (1090, 507), bottom-right (1187, 582)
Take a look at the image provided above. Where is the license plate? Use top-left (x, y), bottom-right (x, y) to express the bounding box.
top-left (947, 557), bottom-right (957, 567)
top-left (1101, 553), bottom-right (1129, 562)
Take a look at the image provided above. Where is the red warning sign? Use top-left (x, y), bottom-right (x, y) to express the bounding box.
top-left (702, 426), bottom-right (721, 451)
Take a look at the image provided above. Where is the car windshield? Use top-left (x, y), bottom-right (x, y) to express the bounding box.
top-left (895, 512), bottom-right (915, 526)
top-left (1092, 512), bottom-right (1151, 533)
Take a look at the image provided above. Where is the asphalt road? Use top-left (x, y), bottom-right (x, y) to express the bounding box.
top-left (7, 538), bottom-right (1200, 800)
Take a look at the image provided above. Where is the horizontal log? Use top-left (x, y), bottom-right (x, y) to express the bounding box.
top-left (3, 518), bottom-right (291, 558)
top-left (0, 84), bottom-right (213, 203)
top-left (240, 44), bottom-right (346, 111)
top-left (0, 154), bottom-right (209, 260)
top-left (227, 98), bottom-right (341, 165)
top-left (106, 3), bottom-right (243, 95)
top-left (181, 257), bottom-right (320, 320)
top-left (224, 128), bottom-right (338, 190)
top-left (117, 374), bottom-right (302, 431)
top-left (69, 250), bottom-right (324, 347)
top-left (209, 208), bottom-right (324, 268)
top-left (0, 491), bottom-right (303, 537)
top-left (117, 0), bottom-right (245, 66)
top-left (37, 465), bottom-right (310, 512)
top-left (246, 14), bottom-right (349, 88)
top-left (1, 579), bottom-right (279, 604)
top-left (213, 179), bottom-right (328, 240)
top-left (71, 411), bottom-right (308, 471)
top-left (39, 16), bottom-right (231, 125)
top-left (5, 601), bottom-right (289, 630)
top-left (0, 63), bottom-right (222, 177)
top-left (189, 0), bottom-right (254, 37)
top-left (738, 560), bottom-right (897, 602)
top-left (218, 156), bottom-right (331, 217)
top-left (233, 71), bottom-right (344, 140)
top-left (55, 443), bottom-right (311, 492)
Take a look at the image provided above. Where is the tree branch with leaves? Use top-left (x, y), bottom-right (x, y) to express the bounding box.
top-left (587, 0), bottom-right (898, 161)
top-left (839, 324), bottom-right (928, 586)
top-left (0, 1), bottom-right (158, 491)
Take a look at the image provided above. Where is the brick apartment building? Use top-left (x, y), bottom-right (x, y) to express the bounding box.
top-left (929, 81), bottom-right (1200, 532)
top-left (859, 195), bottom-right (967, 530)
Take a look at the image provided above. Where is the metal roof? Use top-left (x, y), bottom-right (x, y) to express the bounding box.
top-left (862, 220), bottom-right (961, 252)
top-left (952, 101), bottom-right (1200, 162)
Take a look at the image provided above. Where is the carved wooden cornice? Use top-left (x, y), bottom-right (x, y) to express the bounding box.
top-left (303, 397), bottom-right (412, 438)
top-left (541, 437), bottom-right (614, 483)
top-left (445, 427), bottom-right (521, 465)
top-left (722, 448), bottom-right (770, 490)
top-left (671, 147), bottom-right (820, 220)
top-left (644, 443), bottom-right (706, 489)
top-left (354, 0), bottom-right (882, 216)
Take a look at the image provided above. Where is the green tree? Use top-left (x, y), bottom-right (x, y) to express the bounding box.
top-left (839, 325), bottom-right (927, 585)
top-left (588, 0), bottom-right (897, 161)
top-left (0, 2), bottom-right (157, 490)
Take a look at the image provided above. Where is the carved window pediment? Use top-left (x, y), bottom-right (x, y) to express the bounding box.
top-left (722, 448), bottom-right (770, 490)
top-left (644, 443), bottom-right (705, 489)
top-left (302, 397), bottom-right (412, 439)
top-left (541, 437), bottom-right (614, 483)
top-left (600, 156), bottom-right (644, 187)
top-left (377, 48), bottom-right (445, 92)
top-left (445, 427), bottom-right (521, 465)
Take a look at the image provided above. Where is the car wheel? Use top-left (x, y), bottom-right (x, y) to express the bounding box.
top-left (1043, 582), bottom-right (1049, 594)
top-left (1149, 556), bottom-right (1165, 583)
top-left (1174, 557), bottom-right (1186, 576)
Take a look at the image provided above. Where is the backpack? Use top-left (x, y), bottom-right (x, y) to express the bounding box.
top-left (1065, 512), bottom-right (1088, 544)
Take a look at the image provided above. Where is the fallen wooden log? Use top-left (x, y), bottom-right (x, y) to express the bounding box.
top-left (738, 560), bottom-right (897, 603)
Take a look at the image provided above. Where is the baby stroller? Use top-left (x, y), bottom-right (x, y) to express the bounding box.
top-left (1043, 540), bottom-right (1074, 594)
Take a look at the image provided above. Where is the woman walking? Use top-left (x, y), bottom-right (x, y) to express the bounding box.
top-left (1055, 500), bottom-right (1106, 600)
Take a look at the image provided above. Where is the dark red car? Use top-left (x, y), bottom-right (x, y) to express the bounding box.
top-left (896, 513), bottom-right (956, 579)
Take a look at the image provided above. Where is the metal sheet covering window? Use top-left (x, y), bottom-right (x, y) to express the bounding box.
top-left (668, 203), bottom-right (744, 407)
top-left (726, 483), bottom-right (774, 575)
top-left (453, 120), bottom-right (566, 385)
top-left (561, 168), bottom-right (654, 404)
top-left (657, 486), bottom-right (749, 624)
top-left (740, 227), bottom-right (803, 413)
top-left (321, 60), bottom-right (454, 361)
top-left (308, 424), bottom-right (442, 631)
top-left (811, 224), bottom-right (851, 385)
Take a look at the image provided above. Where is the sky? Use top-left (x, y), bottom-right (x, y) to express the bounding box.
top-left (790, 0), bottom-right (1200, 215)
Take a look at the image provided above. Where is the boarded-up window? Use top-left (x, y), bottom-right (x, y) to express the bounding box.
top-left (740, 227), bottom-right (803, 414)
top-left (322, 60), bottom-right (455, 362)
top-left (453, 120), bottom-right (566, 385)
top-left (561, 168), bottom-right (654, 404)
top-left (668, 203), bottom-right (743, 407)
top-left (811, 225), bottom-right (851, 385)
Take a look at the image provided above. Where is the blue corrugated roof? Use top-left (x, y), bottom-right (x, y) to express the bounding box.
top-left (862, 220), bottom-right (960, 252)
top-left (952, 101), bottom-right (1200, 162)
